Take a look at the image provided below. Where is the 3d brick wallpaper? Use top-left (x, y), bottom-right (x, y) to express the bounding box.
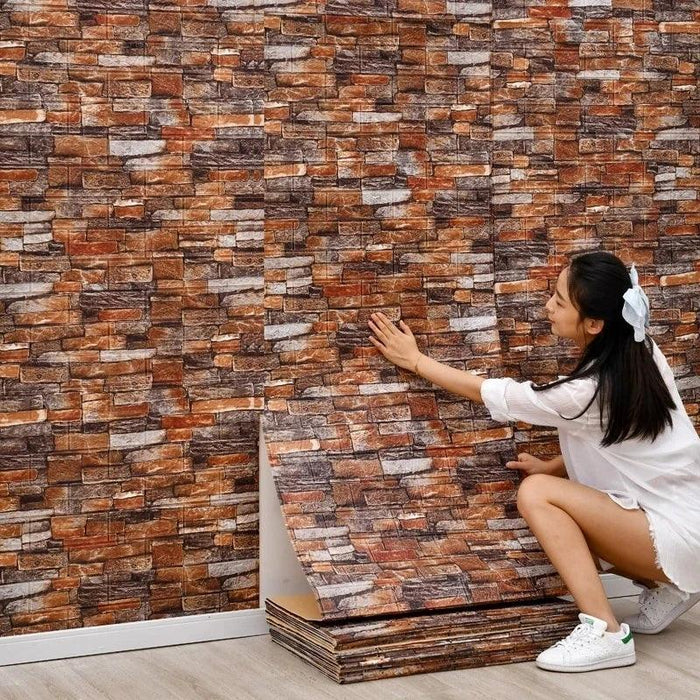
top-left (0, 1), bottom-right (263, 634)
top-left (262, 8), bottom-right (564, 620)
top-left (1, 0), bottom-right (698, 636)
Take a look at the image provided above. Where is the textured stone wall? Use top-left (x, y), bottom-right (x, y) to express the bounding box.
top-left (0, 0), bottom-right (698, 636)
top-left (491, 0), bottom-right (700, 456)
top-left (262, 8), bottom-right (565, 620)
top-left (262, 0), bottom-right (698, 619)
top-left (0, 1), bottom-right (263, 634)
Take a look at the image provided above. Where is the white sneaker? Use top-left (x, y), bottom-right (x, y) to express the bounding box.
top-left (623, 582), bottom-right (700, 634)
top-left (535, 613), bottom-right (635, 673)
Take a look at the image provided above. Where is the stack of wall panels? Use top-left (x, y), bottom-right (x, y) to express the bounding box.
top-left (266, 596), bottom-right (579, 683)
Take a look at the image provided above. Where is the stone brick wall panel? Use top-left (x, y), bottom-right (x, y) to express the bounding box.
top-left (1, 0), bottom-right (697, 636)
top-left (262, 11), bottom-right (566, 621)
top-left (491, 0), bottom-right (699, 461)
top-left (1, 2), bottom-right (263, 635)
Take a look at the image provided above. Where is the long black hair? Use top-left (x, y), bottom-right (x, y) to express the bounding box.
top-left (532, 251), bottom-right (676, 446)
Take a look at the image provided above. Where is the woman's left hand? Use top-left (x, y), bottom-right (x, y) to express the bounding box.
top-left (368, 312), bottom-right (422, 372)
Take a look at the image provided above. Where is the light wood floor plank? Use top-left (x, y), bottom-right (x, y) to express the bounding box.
top-left (0, 597), bottom-right (697, 699)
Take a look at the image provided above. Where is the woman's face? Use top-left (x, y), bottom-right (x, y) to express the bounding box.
top-left (545, 266), bottom-right (589, 347)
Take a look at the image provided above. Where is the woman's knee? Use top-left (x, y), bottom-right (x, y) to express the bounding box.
top-left (516, 474), bottom-right (557, 516)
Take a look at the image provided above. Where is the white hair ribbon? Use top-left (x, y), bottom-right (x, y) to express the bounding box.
top-left (621, 263), bottom-right (649, 342)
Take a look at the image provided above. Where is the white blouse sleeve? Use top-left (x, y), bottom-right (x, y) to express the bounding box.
top-left (480, 376), bottom-right (598, 430)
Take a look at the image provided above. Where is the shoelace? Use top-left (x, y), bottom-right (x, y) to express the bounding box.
top-left (554, 623), bottom-right (601, 652)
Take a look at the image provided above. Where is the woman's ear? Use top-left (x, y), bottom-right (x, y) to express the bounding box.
top-left (584, 318), bottom-right (604, 336)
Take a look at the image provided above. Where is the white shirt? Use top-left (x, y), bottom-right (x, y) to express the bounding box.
top-left (480, 339), bottom-right (700, 593)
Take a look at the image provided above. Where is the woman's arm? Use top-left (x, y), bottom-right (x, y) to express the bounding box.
top-left (367, 313), bottom-right (485, 404)
top-left (548, 454), bottom-right (568, 477)
top-left (506, 452), bottom-right (568, 478)
top-left (414, 354), bottom-right (485, 404)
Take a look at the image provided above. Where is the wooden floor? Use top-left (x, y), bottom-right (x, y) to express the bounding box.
top-left (0, 597), bottom-right (697, 700)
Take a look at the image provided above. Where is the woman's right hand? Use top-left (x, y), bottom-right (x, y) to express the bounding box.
top-left (505, 452), bottom-right (558, 477)
top-left (368, 312), bottom-right (422, 372)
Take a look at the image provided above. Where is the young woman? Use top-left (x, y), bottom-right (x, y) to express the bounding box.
top-left (367, 251), bottom-right (700, 673)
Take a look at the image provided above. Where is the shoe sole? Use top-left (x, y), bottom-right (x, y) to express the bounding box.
top-left (536, 654), bottom-right (636, 673)
top-left (627, 594), bottom-right (700, 635)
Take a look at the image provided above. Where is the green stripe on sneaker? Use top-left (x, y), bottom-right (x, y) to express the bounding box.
top-left (621, 630), bottom-right (633, 644)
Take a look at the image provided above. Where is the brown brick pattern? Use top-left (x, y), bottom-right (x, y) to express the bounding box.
top-left (491, 0), bottom-right (700, 459)
top-left (0, 0), bottom-right (698, 640)
top-left (262, 9), bottom-right (565, 621)
top-left (0, 2), bottom-right (262, 634)
top-left (262, 2), bottom-right (698, 620)
top-left (267, 596), bottom-right (580, 683)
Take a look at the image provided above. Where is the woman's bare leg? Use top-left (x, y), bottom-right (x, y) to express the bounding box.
top-left (517, 474), bottom-right (669, 632)
top-left (605, 566), bottom-right (658, 590)
top-left (588, 548), bottom-right (658, 588)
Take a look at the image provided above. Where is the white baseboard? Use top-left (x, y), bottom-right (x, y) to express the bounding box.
top-left (601, 572), bottom-right (642, 598)
top-left (0, 607), bottom-right (269, 667)
top-left (0, 576), bottom-right (640, 667)
top-left (560, 573), bottom-right (641, 604)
